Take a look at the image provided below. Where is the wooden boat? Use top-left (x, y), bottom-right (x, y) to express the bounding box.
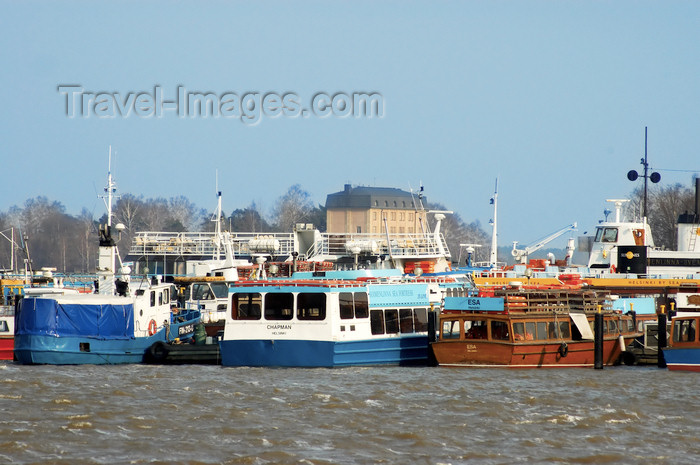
top-left (431, 286), bottom-right (641, 368)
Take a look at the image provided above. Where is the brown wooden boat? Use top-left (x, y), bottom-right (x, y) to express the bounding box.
top-left (431, 286), bottom-right (641, 368)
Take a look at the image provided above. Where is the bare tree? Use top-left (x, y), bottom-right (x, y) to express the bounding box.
top-left (629, 183), bottom-right (695, 249)
top-left (271, 185), bottom-right (314, 232)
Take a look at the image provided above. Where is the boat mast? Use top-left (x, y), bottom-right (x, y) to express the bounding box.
top-left (489, 178), bottom-right (498, 267)
top-left (97, 147), bottom-right (119, 295)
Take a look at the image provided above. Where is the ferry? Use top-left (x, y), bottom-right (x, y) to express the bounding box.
top-left (430, 285), bottom-right (641, 368)
top-left (219, 273), bottom-right (469, 367)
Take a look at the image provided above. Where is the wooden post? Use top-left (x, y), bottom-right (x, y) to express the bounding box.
top-left (594, 304), bottom-right (604, 369)
top-left (658, 304), bottom-right (667, 368)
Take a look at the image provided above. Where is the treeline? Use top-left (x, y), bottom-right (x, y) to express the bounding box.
top-left (1, 181), bottom-right (694, 273)
top-left (0, 184), bottom-right (491, 273)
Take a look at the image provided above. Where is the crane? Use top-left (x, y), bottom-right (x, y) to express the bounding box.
top-left (511, 222), bottom-right (577, 264)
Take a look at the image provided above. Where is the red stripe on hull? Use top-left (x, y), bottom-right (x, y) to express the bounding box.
top-left (0, 338), bottom-right (14, 361)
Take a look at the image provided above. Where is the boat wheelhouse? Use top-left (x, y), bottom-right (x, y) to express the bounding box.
top-left (219, 276), bottom-right (468, 367)
top-left (431, 287), bottom-right (640, 368)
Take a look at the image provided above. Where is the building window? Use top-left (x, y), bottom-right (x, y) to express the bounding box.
top-left (385, 200), bottom-right (389, 207)
top-left (357, 226), bottom-right (361, 233)
top-left (374, 200), bottom-right (378, 206)
top-left (391, 212), bottom-right (396, 220)
top-left (409, 213), bottom-right (414, 221)
top-left (393, 201), bottom-right (397, 207)
top-left (373, 212), bottom-right (377, 220)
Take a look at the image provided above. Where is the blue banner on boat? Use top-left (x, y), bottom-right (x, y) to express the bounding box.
top-left (444, 296), bottom-right (505, 312)
top-left (367, 283), bottom-right (429, 307)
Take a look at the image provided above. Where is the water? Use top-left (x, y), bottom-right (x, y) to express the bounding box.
top-left (1, 362), bottom-right (698, 465)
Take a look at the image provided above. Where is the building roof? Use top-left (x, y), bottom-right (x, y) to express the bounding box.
top-left (326, 184), bottom-right (426, 210)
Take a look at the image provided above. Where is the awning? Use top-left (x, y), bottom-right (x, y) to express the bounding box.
top-left (569, 312), bottom-right (595, 340)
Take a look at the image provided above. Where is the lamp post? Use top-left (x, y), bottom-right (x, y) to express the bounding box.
top-left (627, 127), bottom-right (661, 221)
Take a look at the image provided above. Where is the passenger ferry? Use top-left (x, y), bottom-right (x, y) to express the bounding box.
top-left (431, 285), bottom-right (641, 368)
top-left (219, 273), bottom-right (469, 367)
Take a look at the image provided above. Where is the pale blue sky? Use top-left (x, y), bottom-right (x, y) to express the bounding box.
top-left (1, 1), bottom-right (699, 248)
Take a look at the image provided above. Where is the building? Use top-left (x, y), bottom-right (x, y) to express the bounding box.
top-left (325, 184), bottom-right (427, 234)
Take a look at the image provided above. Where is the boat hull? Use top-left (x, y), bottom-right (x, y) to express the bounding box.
top-left (662, 347), bottom-right (700, 372)
top-left (14, 334), bottom-right (153, 364)
top-left (0, 337), bottom-right (13, 361)
top-left (432, 338), bottom-right (630, 368)
top-left (220, 335), bottom-right (429, 368)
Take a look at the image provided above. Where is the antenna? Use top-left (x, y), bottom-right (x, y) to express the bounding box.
top-left (489, 177), bottom-right (498, 267)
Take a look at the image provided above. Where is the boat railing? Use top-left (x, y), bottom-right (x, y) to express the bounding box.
top-left (129, 230), bottom-right (452, 262)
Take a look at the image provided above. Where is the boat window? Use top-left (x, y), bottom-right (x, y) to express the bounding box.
top-left (370, 310), bottom-right (385, 335)
top-left (232, 293), bottom-right (262, 320)
top-left (491, 320), bottom-right (509, 340)
top-left (354, 293), bottom-right (369, 319)
top-left (441, 320), bottom-right (460, 339)
top-left (399, 309), bottom-right (414, 333)
top-left (465, 320), bottom-right (488, 339)
top-left (297, 293), bottom-right (326, 320)
top-left (265, 293), bottom-right (294, 320)
top-left (0, 320), bottom-right (8, 332)
top-left (548, 322), bottom-right (559, 339)
top-left (414, 308), bottom-right (428, 332)
top-left (158, 292), bottom-right (163, 306)
top-left (385, 309), bottom-right (399, 334)
top-left (191, 284), bottom-right (214, 301)
top-left (339, 292), bottom-right (354, 319)
top-left (163, 288), bottom-right (170, 303)
top-left (673, 319), bottom-right (697, 343)
top-left (602, 228), bottom-right (618, 243)
top-left (150, 291), bottom-right (156, 307)
top-left (525, 322), bottom-right (536, 340)
top-left (513, 322), bottom-right (526, 341)
top-left (559, 321), bottom-right (571, 339)
top-left (594, 228), bottom-right (604, 242)
top-left (536, 322), bottom-right (548, 340)
top-left (211, 283), bottom-right (229, 299)
top-left (608, 319), bottom-right (618, 334)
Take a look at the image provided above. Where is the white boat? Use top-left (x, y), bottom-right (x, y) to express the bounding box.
top-left (13, 152), bottom-right (199, 365)
top-left (219, 272), bottom-right (470, 367)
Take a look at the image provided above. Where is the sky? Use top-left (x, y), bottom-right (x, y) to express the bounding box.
top-left (1, 1), bottom-right (699, 250)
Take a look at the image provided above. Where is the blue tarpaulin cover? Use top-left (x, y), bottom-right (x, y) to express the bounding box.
top-left (16, 298), bottom-right (135, 339)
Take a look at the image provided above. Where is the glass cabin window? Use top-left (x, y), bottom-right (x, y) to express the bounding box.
top-left (602, 228), bottom-right (618, 243)
top-left (354, 293), bottom-right (369, 318)
top-left (399, 309), bottom-right (414, 333)
top-left (264, 293), bottom-right (294, 320)
top-left (385, 309), bottom-right (399, 334)
top-left (441, 320), bottom-right (460, 339)
top-left (465, 320), bottom-right (488, 339)
top-left (370, 310), bottom-right (385, 335)
top-left (191, 283), bottom-right (214, 300)
top-left (297, 293), bottom-right (326, 320)
top-left (491, 320), bottom-right (509, 340)
top-left (232, 293), bottom-right (262, 320)
top-left (673, 319), bottom-right (697, 343)
top-left (414, 308), bottom-right (428, 332)
top-left (211, 282), bottom-right (229, 298)
top-left (339, 292), bottom-right (354, 319)
top-left (513, 322), bottom-right (526, 341)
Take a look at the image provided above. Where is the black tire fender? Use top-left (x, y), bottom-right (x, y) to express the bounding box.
top-left (558, 342), bottom-right (568, 358)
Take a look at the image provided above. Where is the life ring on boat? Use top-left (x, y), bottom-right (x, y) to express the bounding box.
top-left (147, 319), bottom-right (157, 336)
top-left (558, 342), bottom-right (568, 358)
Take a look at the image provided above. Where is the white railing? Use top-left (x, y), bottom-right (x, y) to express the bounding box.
top-left (128, 230), bottom-right (451, 262)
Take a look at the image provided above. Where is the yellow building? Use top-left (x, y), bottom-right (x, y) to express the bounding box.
top-left (325, 185), bottom-right (427, 234)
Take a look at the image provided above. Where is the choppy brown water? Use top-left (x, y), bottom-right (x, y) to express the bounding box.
top-left (1, 362), bottom-right (698, 464)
